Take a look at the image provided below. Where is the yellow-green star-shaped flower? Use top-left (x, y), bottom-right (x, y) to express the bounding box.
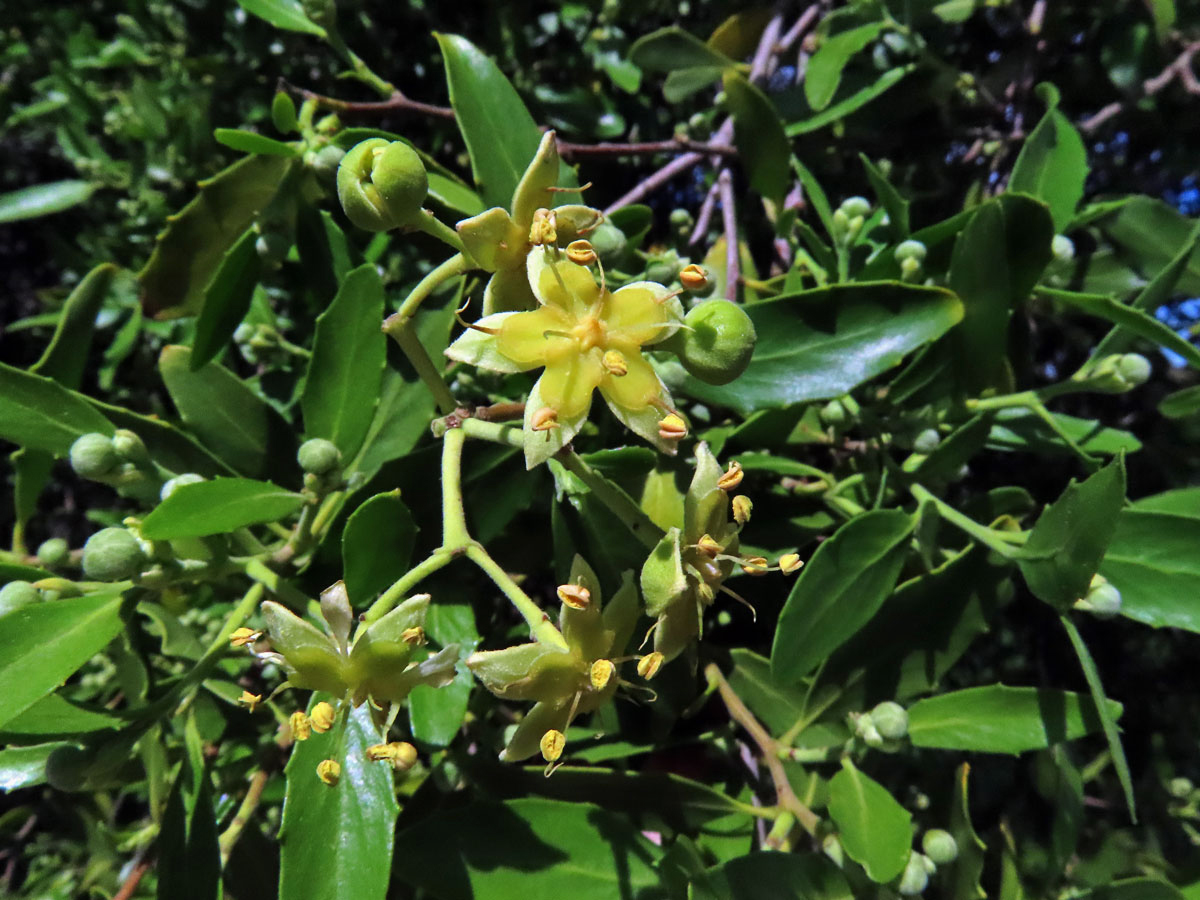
top-left (456, 130), bottom-right (597, 314)
top-left (446, 245), bottom-right (686, 467)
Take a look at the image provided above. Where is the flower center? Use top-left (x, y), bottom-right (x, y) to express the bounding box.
top-left (571, 315), bottom-right (607, 352)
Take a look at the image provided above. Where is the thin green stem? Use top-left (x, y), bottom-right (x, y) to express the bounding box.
top-left (363, 549), bottom-right (455, 624)
top-left (466, 543), bottom-right (568, 650)
top-left (909, 484), bottom-right (1022, 558)
top-left (460, 417), bottom-right (525, 448)
top-left (414, 210), bottom-right (467, 255)
top-left (218, 769), bottom-right (269, 864)
top-left (441, 427), bottom-right (470, 548)
top-left (243, 558), bottom-right (313, 610)
top-left (559, 451), bottom-right (664, 550)
top-left (391, 325), bottom-right (457, 414)
top-left (383, 253), bottom-right (471, 333)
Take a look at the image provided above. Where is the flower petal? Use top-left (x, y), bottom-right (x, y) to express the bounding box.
top-left (523, 375), bottom-right (589, 469)
top-left (606, 282), bottom-right (683, 346)
top-left (496, 305), bottom-right (572, 367)
top-left (603, 382), bottom-right (680, 456)
top-left (527, 246), bottom-right (599, 314)
top-left (466, 641), bottom-right (581, 702)
top-left (445, 312), bottom-right (529, 373)
top-left (457, 207), bottom-right (517, 272)
top-left (500, 699), bottom-right (571, 762)
top-left (560, 555), bottom-right (607, 662)
top-left (511, 131), bottom-right (561, 227)
top-left (598, 346), bottom-right (664, 412)
top-left (539, 351), bottom-right (604, 419)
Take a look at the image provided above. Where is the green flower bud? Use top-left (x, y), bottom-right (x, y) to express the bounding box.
top-left (36, 537), bottom-right (69, 567)
top-left (922, 829), bottom-right (959, 865)
top-left (70, 433), bottom-right (120, 480)
top-left (899, 256), bottom-right (923, 282)
top-left (1052, 234), bottom-right (1075, 263)
top-left (298, 438), bottom-right (342, 475)
top-left (160, 473), bottom-right (205, 502)
top-left (871, 701), bottom-right (909, 740)
top-left (589, 222), bottom-right (627, 262)
top-left (820, 399), bottom-right (849, 426)
top-left (234, 323), bottom-right (255, 344)
top-left (895, 239), bottom-right (927, 263)
top-left (310, 144), bottom-right (346, 180)
top-left (111, 429), bottom-right (150, 466)
top-left (669, 208), bottom-right (693, 230)
top-left (912, 429), bottom-right (940, 454)
top-left (686, 111), bottom-right (711, 140)
top-left (1076, 574), bottom-right (1121, 617)
top-left (1085, 353), bottom-right (1152, 393)
top-left (337, 139), bottom-right (428, 232)
top-left (898, 852), bottom-right (931, 895)
top-left (0, 581), bottom-right (41, 615)
top-left (82, 528), bottom-right (148, 582)
top-left (667, 300), bottom-right (757, 385)
top-left (1169, 776), bottom-right (1194, 798)
top-left (839, 196), bottom-right (871, 219)
top-left (271, 91), bottom-right (298, 134)
top-left (645, 256), bottom-right (682, 285)
top-left (1116, 353), bottom-right (1151, 386)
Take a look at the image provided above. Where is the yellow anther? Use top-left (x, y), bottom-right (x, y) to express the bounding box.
top-left (602, 349), bottom-right (628, 376)
top-left (529, 208), bottom-right (558, 246)
top-left (557, 583), bottom-right (592, 610)
top-left (366, 741), bottom-right (419, 771)
top-left (566, 239), bottom-right (597, 265)
top-left (540, 729), bottom-right (566, 762)
top-left (238, 690), bottom-right (262, 712)
top-left (290, 710), bottom-right (312, 741)
top-left (637, 651), bottom-right (664, 680)
top-left (731, 495), bottom-right (753, 525)
top-left (679, 264), bottom-right (709, 291)
top-left (229, 627), bottom-right (261, 647)
top-left (742, 556), bottom-right (769, 576)
top-left (530, 406), bottom-right (560, 431)
top-left (658, 414), bottom-right (687, 441)
top-left (401, 626), bottom-right (426, 645)
top-left (717, 461), bottom-right (744, 491)
top-left (310, 701), bottom-right (336, 734)
top-left (779, 553), bottom-right (803, 575)
top-left (589, 658), bottom-right (615, 690)
top-left (316, 758), bottom-right (341, 785)
top-left (696, 534), bottom-right (723, 557)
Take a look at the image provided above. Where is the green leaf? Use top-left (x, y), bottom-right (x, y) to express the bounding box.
top-left (1158, 384), bottom-right (1200, 419)
top-left (159, 345), bottom-right (297, 480)
top-left (31, 263), bottom-right (117, 388)
top-left (341, 490), bottom-right (416, 606)
top-left (279, 702), bottom-right (398, 900)
top-left (786, 65), bottom-right (915, 136)
top-left (192, 228), bottom-right (260, 369)
top-left (663, 67), bottom-right (727, 103)
top-left (0, 361), bottom-right (114, 455)
top-left (948, 763), bottom-right (987, 899)
top-left (1075, 879), bottom-right (1185, 900)
top-left (728, 649), bottom-right (808, 735)
top-left (213, 128), bottom-right (301, 157)
top-left (986, 408), bottom-right (1141, 457)
top-left (827, 759), bottom-right (912, 883)
top-left (722, 70), bottom-right (789, 205)
top-left (0, 592), bottom-right (125, 730)
top-left (408, 602), bottom-right (478, 746)
top-left (805, 23), bottom-right (885, 111)
top-left (157, 761), bottom-right (220, 900)
top-left (1100, 507), bottom-right (1200, 632)
top-left (629, 26), bottom-right (736, 72)
top-left (1009, 85), bottom-right (1087, 231)
top-left (683, 282), bottom-right (963, 415)
top-left (1039, 287), bottom-right (1200, 369)
top-left (1101, 197), bottom-right (1200, 296)
top-left (0, 742), bottom-right (71, 790)
top-left (302, 264), bottom-right (386, 458)
top-left (427, 173), bottom-right (486, 216)
top-left (0, 693), bottom-right (121, 739)
top-left (861, 154), bottom-right (910, 238)
top-left (139, 154), bottom-right (293, 319)
top-left (1017, 457), bottom-right (1126, 609)
top-left (0, 180), bottom-right (95, 224)
top-left (235, 0), bottom-right (326, 36)
top-left (1146, 0), bottom-right (1177, 41)
top-left (906, 684), bottom-right (1121, 753)
top-left (392, 797), bottom-right (664, 899)
top-left (691, 852), bottom-right (853, 900)
top-left (86, 396), bottom-right (237, 477)
top-left (141, 477), bottom-right (305, 540)
top-left (772, 509), bottom-right (913, 684)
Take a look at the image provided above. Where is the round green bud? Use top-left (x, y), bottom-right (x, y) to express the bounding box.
top-left (668, 300), bottom-right (757, 385)
top-left (337, 139), bottom-right (428, 232)
top-left (913, 429), bottom-right (940, 454)
top-left (922, 829), bottom-right (959, 865)
top-left (669, 208), bottom-right (693, 229)
top-left (1082, 581), bottom-right (1122, 617)
top-left (1116, 353), bottom-right (1151, 386)
top-left (871, 700), bottom-right (909, 740)
top-left (160, 473), bottom-right (206, 502)
top-left (1052, 234), bottom-right (1076, 263)
top-left (820, 399), bottom-right (848, 426)
top-left (589, 222), bottom-right (628, 262)
top-left (686, 112), bottom-right (712, 140)
top-left (36, 537), bottom-right (70, 567)
top-left (1169, 776), bottom-right (1194, 799)
top-left (82, 528), bottom-right (148, 582)
top-left (70, 433), bottom-right (120, 480)
top-left (298, 438), bottom-right (342, 475)
top-left (111, 429), bottom-right (150, 465)
top-left (310, 144), bottom-right (346, 180)
top-left (0, 581), bottom-right (41, 615)
top-left (898, 853), bottom-right (931, 895)
top-left (894, 239), bottom-right (927, 263)
top-left (645, 255), bottom-right (681, 285)
top-left (839, 196), bottom-right (872, 219)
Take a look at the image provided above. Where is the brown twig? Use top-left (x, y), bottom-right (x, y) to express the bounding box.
top-left (1145, 41), bottom-right (1200, 95)
top-left (688, 179), bottom-right (722, 246)
top-left (287, 82), bottom-right (456, 119)
top-left (558, 138), bottom-right (735, 160)
top-left (603, 151), bottom-right (704, 214)
top-left (1079, 102), bottom-right (1123, 134)
top-left (470, 401), bottom-right (526, 423)
top-left (112, 860), bottom-right (152, 900)
top-left (718, 170), bottom-right (739, 301)
top-left (778, 5), bottom-right (821, 53)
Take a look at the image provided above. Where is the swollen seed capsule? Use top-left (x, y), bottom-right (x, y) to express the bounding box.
top-left (589, 659), bottom-right (615, 690)
top-left (637, 652), bottom-right (664, 680)
top-left (839, 196), bottom-right (872, 219)
top-left (540, 729), bottom-right (566, 762)
top-left (1116, 353), bottom-right (1151, 387)
top-left (0, 581), bottom-right (41, 616)
top-left (297, 438), bottom-right (342, 475)
top-left (337, 139), bottom-right (428, 232)
top-left (871, 701), bottom-right (909, 740)
top-left (290, 711), bottom-right (312, 741)
top-left (309, 702), bottom-right (336, 734)
top-left (36, 537), bottom-right (69, 568)
top-left (1169, 776), bottom-right (1194, 799)
top-left (922, 829), bottom-right (959, 865)
top-left (894, 239), bottom-right (928, 264)
top-left (70, 433), bottom-right (120, 480)
top-left (316, 758), bottom-right (341, 785)
top-left (557, 584), bottom-right (591, 610)
top-left (82, 528), bottom-right (148, 582)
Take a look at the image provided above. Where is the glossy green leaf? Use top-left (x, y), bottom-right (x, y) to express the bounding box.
top-left (907, 684), bottom-right (1120, 753)
top-left (827, 759), bottom-right (912, 883)
top-left (141, 477), bottom-right (304, 539)
top-left (279, 702), bottom-right (398, 900)
top-left (427, 173), bottom-right (486, 216)
top-left (629, 26), bottom-right (736, 72)
top-left (0, 592), bottom-right (125, 730)
top-left (786, 65), bottom-right (915, 136)
top-left (302, 264), bottom-right (386, 458)
top-left (31, 263), bottom-right (116, 388)
top-left (1100, 506), bottom-right (1200, 632)
top-left (683, 282), bottom-right (963, 415)
top-left (213, 128), bottom-right (300, 156)
top-left (0, 361), bottom-right (114, 455)
top-left (235, 0), bottom-right (326, 36)
top-left (0, 742), bottom-right (71, 790)
top-left (691, 852), bottom-right (853, 900)
top-left (86, 395), bottom-right (237, 477)
top-left (393, 797), bottom-right (664, 899)
top-left (805, 23), bottom-right (885, 111)
top-left (1009, 85), bottom-right (1087, 231)
top-left (948, 763), bottom-right (987, 899)
top-left (0, 180), bottom-right (95, 224)
top-left (159, 345), bottom-right (296, 480)
top-left (157, 760), bottom-right (219, 900)
top-left (723, 70), bottom-right (789, 205)
top-left (191, 228), bottom-right (260, 368)
top-left (728, 649), bottom-right (807, 735)
top-left (1040, 287), bottom-right (1200, 369)
top-left (1158, 385), bottom-right (1200, 418)
top-left (1101, 197), bottom-right (1200, 296)
top-left (341, 490), bottom-right (416, 606)
top-left (772, 509), bottom-right (913, 684)
top-left (409, 603), bottom-right (479, 746)
top-left (1075, 879), bottom-right (1185, 900)
top-left (0, 693), bottom-right (121, 739)
top-left (1018, 457), bottom-right (1126, 609)
top-left (139, 154), bottom-right (293, 319)
top-left (986, 408), bottom-right (1141, 457)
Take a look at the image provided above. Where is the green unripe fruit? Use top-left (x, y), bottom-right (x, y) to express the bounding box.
top-left (1169, 776), bottom-right (1194, 799)
top-left (82, 528), bottom-right (148, 582)
top-left (337, 139), bottom-right (428, 232)
top-left (1116, 353), bottom-right (1151, 386)
top-left (645, 255), bottom-right (681, 285)
top-left (160, 473), bottom-right (206, 502)
top-left (913, 429), bottom-right (940, 454)
top-left (112, 429), bottom-right (150, 465)
top-left (70, 433), bottom-right (120, 480)
top-left (820, 399), bottom-right (849, 426)
top-left (839, 196), bottom-right (871, 219)
top-left (894, 239), bottom-right (927, 263)
top-left (871, 701), bottom-right (909, 740)
top-left (298, 438), bottom-right (342, 475)
top-left (310, 144), bottom-right (346, 180)
top-left (1052, 234), bottom-right (1076, 263)
top-left (669, 208), bottom-right (693, 229)
top-left (589, 222), bottom-right (627, 262)
top-left (898, 853), bottom-right (931, 895)
top-left (922, 829), bottom-right (959, 865)
top-left (36, 537), bottom-right (70, 567)
top-left (0, 581), bottom-right (41, 615)
top-left (668, 300), bottom-right (756, 385)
